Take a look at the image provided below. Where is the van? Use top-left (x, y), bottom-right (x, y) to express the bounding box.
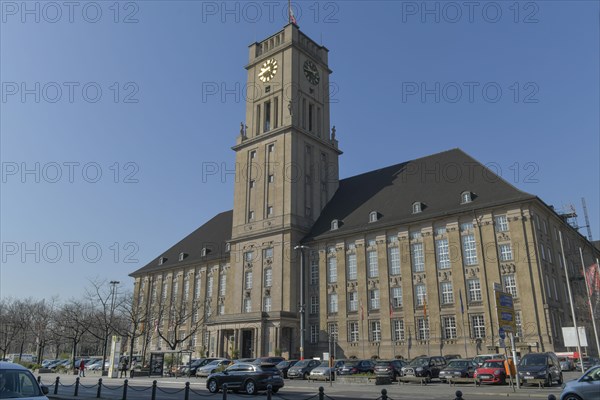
top-left (517, 352), bottom-right (563, 387)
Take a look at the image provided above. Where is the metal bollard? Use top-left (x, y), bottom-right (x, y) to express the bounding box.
top-left (222, 383), bottom-right (228, 400)
top-left (319, 386), bottom-right (325, 400)
top-left (122, 379), bottom-right (128, 400)
top-left (74, 377), bottom-right (80, 397)
top-left (151, 380), bottom-right (157, 400)
top-left (97, 378), bottom-right (102, 398)
top-left (380, 388), bottom-right (388, 400)
top-left (54, 376), bottom-right (60, 395)
top-left (455, 390), bottom-right (464, 400)
top-left (184, 382), bottom-right (190, 400)
top-left (548, 396), bottom-right (557, 400)
top-left (267, 384), bottom-right (272, 400)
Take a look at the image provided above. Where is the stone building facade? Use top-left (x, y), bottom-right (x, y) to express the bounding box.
top-left (130, 24), bottom-right (599, 360)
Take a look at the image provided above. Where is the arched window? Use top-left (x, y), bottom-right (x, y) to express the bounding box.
top-left (369, 211), bottom-right (378, 223)
top-left (331, 219), bottom-right (339, 230)
top-left (461, 191), bottom-right (472, 204)
top-left (412, 202), bottom-right (422, 214)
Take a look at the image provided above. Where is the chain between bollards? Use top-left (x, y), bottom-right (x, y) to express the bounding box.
top-left (74, 377), bottom-right (80, 397)
top-left (97, 378), bottom-right (102, 398)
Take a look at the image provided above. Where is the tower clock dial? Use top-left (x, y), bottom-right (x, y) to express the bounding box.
top-left (303, 60), bottom-right (320, 85)
top-left (258, 59), bottom-right (278, 82)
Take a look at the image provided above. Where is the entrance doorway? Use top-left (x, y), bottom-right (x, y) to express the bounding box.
top-left (241, 330), bottom-right (253, 358)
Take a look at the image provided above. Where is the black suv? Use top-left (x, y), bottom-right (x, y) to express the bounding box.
top-left (401, 356), bottom-right (447, 382)
top-left (374, 360), bottom-right (407, 381)
top-left (337, 359), bottom-right (376, 375)
top-left (518, 352), bottom-right (563, 387)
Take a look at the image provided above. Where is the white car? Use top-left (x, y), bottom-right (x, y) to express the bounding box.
top-left (0, 361), bottom-right (49, 399)
top-left (196, 359), bottom-right (232, 377)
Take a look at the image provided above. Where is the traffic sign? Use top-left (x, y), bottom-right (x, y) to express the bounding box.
top-left (499, 327), bottom-right (506, 340)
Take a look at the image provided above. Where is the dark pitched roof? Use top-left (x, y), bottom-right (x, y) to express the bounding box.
top-left (304, 148), bottom-right (536, 242)
top-left (129, 210), bottom-right (233, 277)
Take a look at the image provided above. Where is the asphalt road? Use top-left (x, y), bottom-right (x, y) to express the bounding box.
top-left (42, 370), bottom-right (582, 400)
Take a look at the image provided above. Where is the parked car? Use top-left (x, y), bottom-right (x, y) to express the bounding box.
top-left (196, 359), bottom-right (233, 377)
top-left (518, 352), bottom-right (563, 387)
top-left (276, 360), bottom-right (298, 379)
top-left (401, 356), bottom-right (447, 382)
top-left (474, 359), bottom-right (507, 384)
top-left (374, 360), bottom-right (407, 381)
top-left (337, 359), bottom-right (375, 375)
top-left (472, 354), bottom-right (504, 367)
top-left (188, 358), bottom-right (219, 376)
top-left (252, 357), bottom-right (285, 365)
top-left (440, 359), bottom-right (478, 383)
top-left (560, 365), bottom-right (600, 400)
top-left (206, 362), bottom-right (284, 395)
top-left (0, 361), bottom-right (50, 399)
top-left (309, 360), bottom-right (345, 381)
top-left (287, 359), bottom-right (321, 380)
top-left (444, 355), bottom-right (462, 361)
top-left (559, 357), bottom-right (575, 372)
top-left (576, 357), bottom-right (600, 371)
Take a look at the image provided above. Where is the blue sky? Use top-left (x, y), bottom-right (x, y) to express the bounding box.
top-left (1, 1), bottom-right (599, 300)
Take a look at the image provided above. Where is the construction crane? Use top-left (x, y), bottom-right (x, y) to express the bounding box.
top-left (581, 197), bottom-right (593, 241)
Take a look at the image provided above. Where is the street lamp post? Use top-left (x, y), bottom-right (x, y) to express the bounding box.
top-left (294, 245), bottom-right (309, 361)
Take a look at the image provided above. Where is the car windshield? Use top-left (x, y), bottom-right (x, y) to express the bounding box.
top-left (294, 360), bottom-right (310, 367)
top-left (482, 361), bottom-right (504, 368)
top-left (409, 358), bottom-right (429, 367)
top-left (317, 361), bottom-right (329, 367)
top-left (376, 361), bottom-right (392, 366)
top-left (521, 355), bottom-right (546, 366)
top-left (448, 360), bottom-right (471, 368)
top-left (206, 360), bottom-right (221, 366)
top-left (0, 369), bottom-right (43, 398)
top-left (276, 361), bottom-right (289, 368)
top-left (344, 361), bottom-right (360, 367)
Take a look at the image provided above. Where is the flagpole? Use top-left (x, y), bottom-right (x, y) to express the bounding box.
top-left (288, 0), bottom-right (291, 23)
top-left (460, 289), bottom-right (468, 357)
top-left (579, 248), bottom-right (600, 356)
top-left (559, 231), bottom-right (584, 372)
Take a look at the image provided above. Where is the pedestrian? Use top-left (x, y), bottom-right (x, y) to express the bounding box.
top-left (129, 359), bottom-right (136, 378)
top-left (79, 360), bottom-right (85, 377)
top-left (120, 359), bottom-right (128, 378)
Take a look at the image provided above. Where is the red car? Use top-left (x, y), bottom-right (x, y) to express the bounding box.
top-left (474, 359), bottom-right (507, 384)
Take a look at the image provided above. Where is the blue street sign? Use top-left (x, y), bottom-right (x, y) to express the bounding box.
top-left (499, 327), bottom-right (506, 340)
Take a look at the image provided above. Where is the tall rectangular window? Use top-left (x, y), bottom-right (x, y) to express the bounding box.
top-left (515, 311), bottom-right (523, 338)
top-left (499, 244), bottom-right (513, 261)
top-left (244, 270), bottom-right (253, 290)
top-left (219, 275), bottom-right (227, 296)
top-left (411, 243), bottom-right (425, 272)
top-left (308, 103), bottom-right (314, 131)
top-left (388, 246), bottom-right (400, 275)
top-left (310, 325), bottom-right (319, 344)
top-left (436, 238), bottom-right (451, 269)
top-left (348, 322), bottom-right (359, 342)
top-left (264, 101), bottom-right (271, 132)
top-left (417, 317), bottom-right (430, 340)
top-left (273, 97), bottom-right (279, 128)
top-left (392, 319), bottom-right (405, 341)
top-left (347, 253), bottom-right (357, 280)
top-left (329, 293), bottom-right (338, 313)
top-left (369, 289), bottom-right (380, 310)
top-left (495, 215), bottom-right (509, 232)
top-left (263, 296), bottom-right (272, 312)
top-left (194, 276), bottom-right (200, 298)
top-left (310, 296), bottom-right (319, 314)
top-left (367, 249), bottom-right (379, 278)
top-left (467, 279), bottom-right (482, 302)
top-left (502, 274), bottom-right (518, 298)
top-left (327, 256), bottom-right (337, 283)
top-left (328, 323), bottom-right (338, 340)
top-left (415, 284), bottom-right (427, 306)
top-left (471, 315), bottom-right (486, 338)
top-left (370, 320), bottom-right (381, 342)
top-left (391, 287), bottom-right (402, 307)
top-left (440, 282), bottom-right (454, 304)
top-left (348, 292), bottom-right (358, 312)
top-left (462, 234), bottom-right (478, 265)
top-left (264, 268), bottom-right (272, 288)
top-left (244, 298), bottom-right (252, 313)
top-left (206, 276), bottom-right (213, 297)
top-left (256, 105), bottom-right (261, 134)
top-left (310, 256), bottom-right (319, 285)
top-left (443, 316), bottom-right (457, 339)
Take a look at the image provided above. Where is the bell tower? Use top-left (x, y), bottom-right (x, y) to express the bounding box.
top-left (224, 24), bottom-right (341, 359)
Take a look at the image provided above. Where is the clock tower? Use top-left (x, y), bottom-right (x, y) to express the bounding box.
top-left (217, 24), bottom-right (341, 359)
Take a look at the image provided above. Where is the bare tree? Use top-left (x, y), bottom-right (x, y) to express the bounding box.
top-left (154, 298), bottom-right (203, 352)
top-left (0, 298), bottom-right (20, 358)
top-left (52, 300), bottom-right (91, 370)
top-left (113, 291), bottom-right (148, 365)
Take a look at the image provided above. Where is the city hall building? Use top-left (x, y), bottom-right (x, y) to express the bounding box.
top-left (130, 24), bottom-right (599, 361)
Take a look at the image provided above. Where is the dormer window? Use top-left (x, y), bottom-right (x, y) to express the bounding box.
top-left (369, 211), bottom-right (379, 223)
top-left (225, 243), bottom-right (231, 252)
top-left (461, 191), bottom-right (473, 204)
top-left (412, 202), bottom-right (423, 214)
top-left (179, 252), bottom-right (188, 262)
top-left (158, 257), bottom-right (167, 265)
top-left (331, 219), bottom-right (339, 230)
top-left (201, 248), bottom-right (211, 257)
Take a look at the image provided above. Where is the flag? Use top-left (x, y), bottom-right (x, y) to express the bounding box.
top-left (288, 0), bottom-right (297, 25)
top-left (459, 289), bottom-right (465, 315)
top-left (585, 263), bottom-right (600, 296)
top-left (154, 319), bottom-right (159, 333)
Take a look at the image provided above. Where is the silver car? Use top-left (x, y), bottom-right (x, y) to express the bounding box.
top-left (309, 360), bottom-right (345, 381)
top-left (0, 361), bottom-right (49, 399)
top-left (560, 365), bottom-right (600, 400)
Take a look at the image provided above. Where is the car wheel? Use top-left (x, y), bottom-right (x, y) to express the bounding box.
top-left (544, 375), bottom-right (552, 387)
top-left (562, 394), bottom-right (582, 400)
top-left (425, 373), bottom-right (432, 383)
top-left (272, 387), bottom-right (280, 393)
top-left (557, 374), bottom-right (563, 385)
top-left (303, 372), bottom-right (309, 380)
top-left (207, 379), bottom-right (219, 393)
top-left (245, 379), bottom-right (257, 395)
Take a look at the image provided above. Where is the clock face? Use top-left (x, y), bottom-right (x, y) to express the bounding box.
top-left (258, 59), bottom-right (278, 82)
top-left (303, 60), bottom-right (320, 85)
